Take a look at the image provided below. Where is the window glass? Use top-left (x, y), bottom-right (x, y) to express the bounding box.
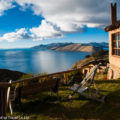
top-left (119, 40), bottom-right (120, 48)
top-left (119, 33), bottom-right (120, 48)
top-left (116, 40), bottom-right (118, 48)
top-left (112, 34), bottom-right (116, 40)
top-left (119, 50), bottom-right (120, 56)
top-left (112, 49), bottom-right (116, 55)
top-left (118, 32), bottom-right (120, 40)
top-left (112, 33), bottom-right (120, 56)
top-left (116, 49), bottom-right (119, 55)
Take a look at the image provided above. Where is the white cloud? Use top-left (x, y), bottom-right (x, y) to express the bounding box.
top-left (15, 0), bottom-right (120, 39)
top-left (0, 28), bottom-right (31, 42)
top-left (0, 0), bottom-right (120, 41)
top-left (0, 0), bottom-right (14, 16)
top-left (15, 0), bottom-right (120, 30)
top-left (0, 20), bottom-right (63, 42)
top-left (30, 20), bottom-right (63, 41)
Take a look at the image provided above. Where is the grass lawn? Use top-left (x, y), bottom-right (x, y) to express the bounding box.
top-left (9, 78), bottom-right (120, 120)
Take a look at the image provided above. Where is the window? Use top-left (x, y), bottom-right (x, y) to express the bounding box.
top-left (112, 32), bottom-right (120, 56)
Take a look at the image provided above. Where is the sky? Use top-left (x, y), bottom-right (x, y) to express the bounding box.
top-left (0, 0), bottom-right (120, 49)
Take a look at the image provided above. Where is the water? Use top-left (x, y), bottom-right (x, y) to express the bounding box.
top-left (0, 49), bottom-right (91, 74)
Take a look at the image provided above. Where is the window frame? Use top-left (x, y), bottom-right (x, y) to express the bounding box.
top-left (112, 32), bottom-right (120, 56)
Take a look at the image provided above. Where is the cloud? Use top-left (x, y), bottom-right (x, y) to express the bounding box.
top-left (0, 21), bottom-right (63, 42)
top-left (15, 0), bottom-right (120, 30)
top-left (0, 20), bottom-right (64, 42)
top-left (15, 0), bottom-right (120, 39)
top-left (0, 0), bottom-right (15, 16)
top-left (0, 28), bottom-right (31, 42)
top-left (30, 20), bottom-right (63, 41)
top-left (0, 0), bottom-right (120, 41)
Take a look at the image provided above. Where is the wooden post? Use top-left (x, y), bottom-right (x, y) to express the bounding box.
top-left (64, 73), bottom-right (68, 84)
top-left (1, 88), bottom-right (6, 118)
top-left (0, 89), bottom-right (1, 117)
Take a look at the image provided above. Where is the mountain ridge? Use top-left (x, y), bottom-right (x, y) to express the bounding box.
top-left (32, 42), bottom-right (108, 52)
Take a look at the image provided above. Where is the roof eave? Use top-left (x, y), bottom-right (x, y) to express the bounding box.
top-left (104, 20), bottom-right (120, 32)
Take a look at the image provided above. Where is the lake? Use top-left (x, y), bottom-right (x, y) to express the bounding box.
top-left (0, 49), bottom-right (91, 74)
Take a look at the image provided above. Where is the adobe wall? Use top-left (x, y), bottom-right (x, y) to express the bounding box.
top-left (108, 64), bottom-right (120, 79)
top-left (108, 28), bottom-right (120, 79)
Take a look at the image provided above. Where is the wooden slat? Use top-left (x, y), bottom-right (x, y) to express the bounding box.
top-left (1, 88), bottom-right (6, 117)
top-left (0, 89), bottom-right (1, 116)
top-left (0, 83), bottom-right (11, 87)
top-left (12, 69), bottom-right (80, 84)
top-left (15, 78), bottom-right (58, 97)
top-left (113, 48), bottom-right (120, 49)
top-left (64, 73), bottom-right (68, 84)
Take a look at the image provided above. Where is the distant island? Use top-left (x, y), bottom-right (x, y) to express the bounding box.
top-left (32, 42), bottom-right (108, 52)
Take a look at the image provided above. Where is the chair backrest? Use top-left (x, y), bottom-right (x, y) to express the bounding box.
top-left (6, 80), bottom-right (12, 108)
top-left (80, 64), bottom-right (100, 86)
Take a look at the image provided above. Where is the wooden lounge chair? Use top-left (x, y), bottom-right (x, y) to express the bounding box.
top-left (68, 63), bottom-right (105, 103)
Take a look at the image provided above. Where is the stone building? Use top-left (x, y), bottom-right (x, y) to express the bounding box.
top-left (82, 63), bottom-right (107, 75)
top-left (105, 3), bottom-right (120, 79)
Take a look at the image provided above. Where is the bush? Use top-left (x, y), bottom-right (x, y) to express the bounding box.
top-left (92, 50), bottom-right (108, 59)
top-left (18, 72), bottom-right (48, 86)
top-left (85, 55), bottom-right (91, 58)
top-left (19, 73), bottom-right (33, 80)
top-left (67, 70), bottom-right (83, 85)
top-left (18, 73), bottom-right (33, 86)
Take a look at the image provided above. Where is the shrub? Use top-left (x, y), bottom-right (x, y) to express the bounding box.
top-left (67, 70), bottom-right (83, 85)
top-left (18, 72), bottom-right (48, 86)
top-left (18, 73), bottom-right (33, 86)
top-left (92, 50), bottom-right (108, 59)
top-left (85, 55), bottom-right (91, 58)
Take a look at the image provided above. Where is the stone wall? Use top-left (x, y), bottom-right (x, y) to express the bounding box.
top-left (108, 28), bottom-right (120, 79)
top-left (108, 64), bottom-right (120, 79)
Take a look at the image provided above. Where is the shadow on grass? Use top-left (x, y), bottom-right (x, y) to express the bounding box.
top-left (96, 80), bottom-right (120, 84)
top-left (13, 88), bottom-right (120, 120)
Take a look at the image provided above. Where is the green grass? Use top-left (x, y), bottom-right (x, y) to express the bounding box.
top-left (8, 79), bottom-right (120, 120)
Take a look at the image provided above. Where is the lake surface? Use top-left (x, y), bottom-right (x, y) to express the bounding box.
top-left (0, 49), bottom-right (91, 74)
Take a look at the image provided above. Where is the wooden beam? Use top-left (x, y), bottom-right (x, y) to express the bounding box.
top-left (12, 68), bottom-right (81, 84)
top-left (0, 90), bottom-right (1, 117)
top-left (0, 59), bottom-right (107, 86)
top-left (12, 59), bottom-right (105, 84)
top-left (1, 88), bottom-right (6, 118)
top-left (64, 73), bottom-right (69, 84)
top-left (0, 83), bottom-right (11, 87)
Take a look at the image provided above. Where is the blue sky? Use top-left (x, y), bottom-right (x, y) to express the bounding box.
top-left (0, 0), bottom-right (119, 48)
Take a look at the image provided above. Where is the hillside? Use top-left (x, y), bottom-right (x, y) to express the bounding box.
top-left (72, 56), bottom-right (95, 69)
top-left (85, 42), bottom-right (108, 49)
top-left (0, 69), bottom-right (26, 82)
top-left (72, 50), bottom-right (108, 69)
top-left (32, 43), bottom-right (73, 49)
top-left (52, 44), bottom-right (100, 52)
top-left (32, 42), bottom-right (108, 52)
